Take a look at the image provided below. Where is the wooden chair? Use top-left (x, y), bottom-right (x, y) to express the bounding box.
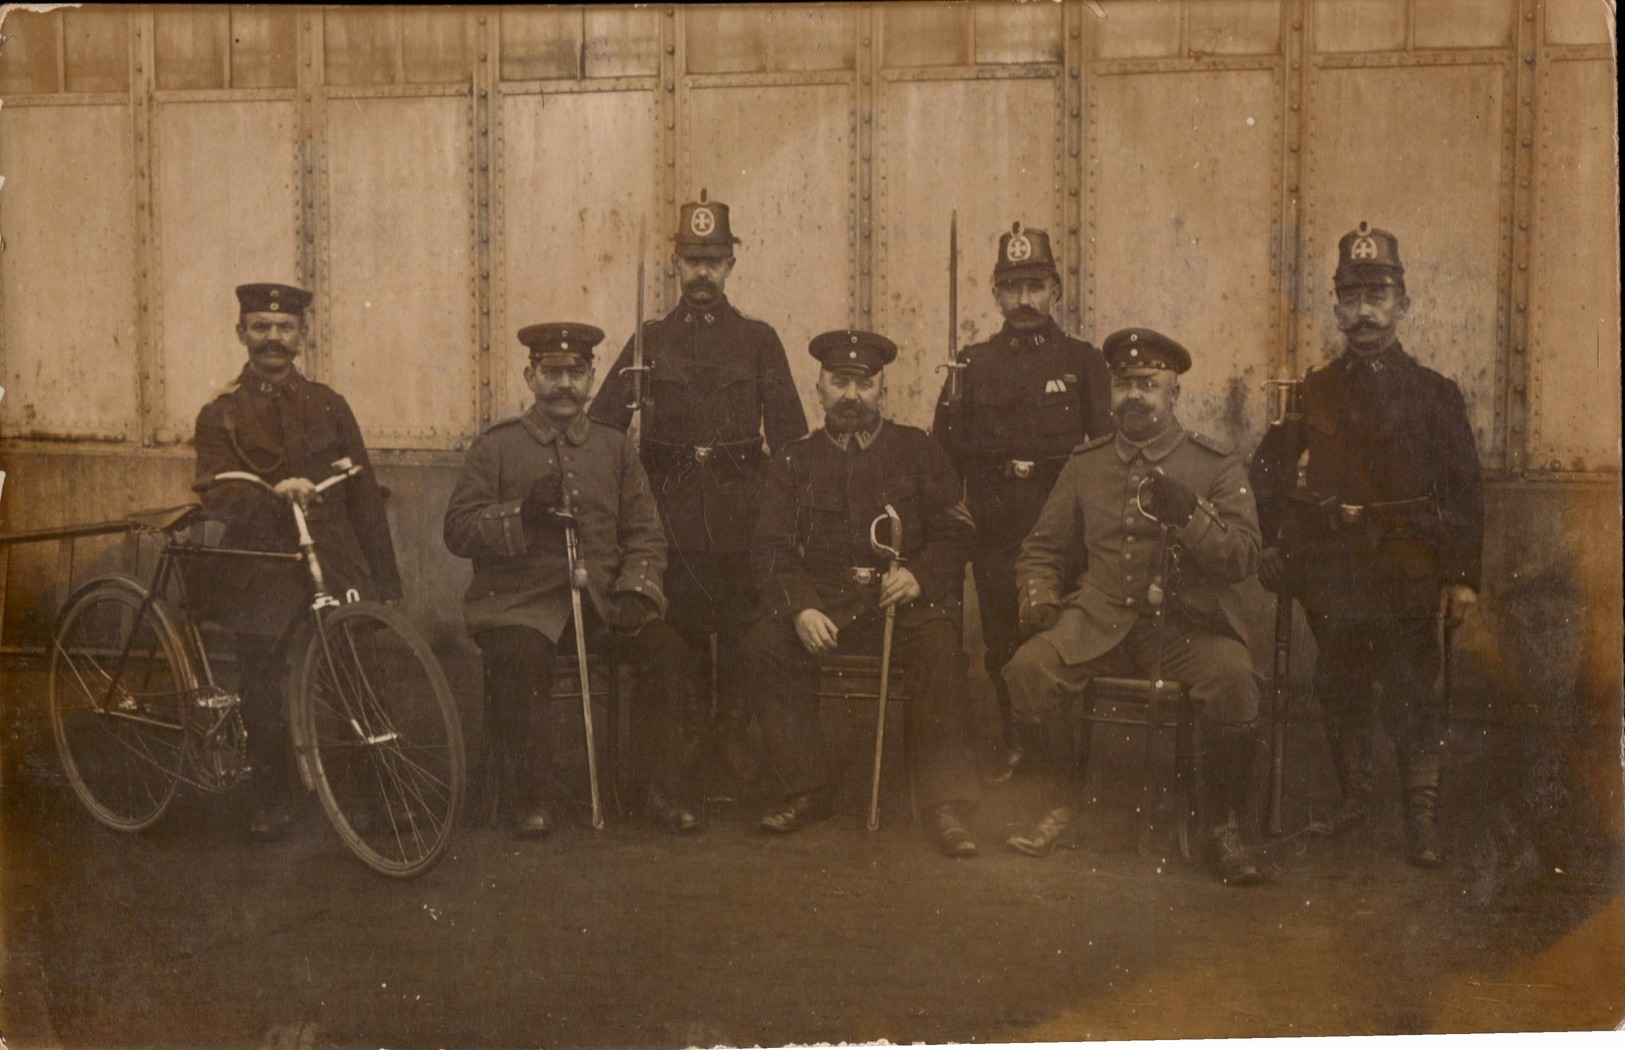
top-left (1075, 676), bottom-right (1202, 861)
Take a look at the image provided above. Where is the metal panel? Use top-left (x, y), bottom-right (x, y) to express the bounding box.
top-left (1091, 69), bottom-right (1282, 452)
top-left (0, 105), bottom-right (139, 440)
top-left (494, 88), bottom-right (659, 419)
top-left (973, 2), bottom-right (1063, 65)
top-left (1188, 1), bottom-right (1283, 55)
top-left (1414, 0), bottom-right (1515, 49)
top-left (324, 8), bottom-right (399, 87)
top-left (154, 5), bottom-right (228, 91)
top-left (0, 9), bottom-right (62, 95)
top-left (229, 6), bottom-right (299, 90)
top-left (150, 99), bottom-right (300, 443)
top-left (1314, 0), bottom-right (1405, 53)
top-left (583, 7), bottom-right (661, 78)
top-left (686, 81), bottom-right (858, 420)
top-left (400, 8), bottom-right (470, 84)
top-left (1091, 1), bottom-right (1181, 59)
top-left (687, 5), bottom-right (855, 74)
top-left (877, 73), bottom-right (1061, 428)
top-left (1530, 60), bottom-right (1620, 472)
top-left (1302, 62), bottom-right (1510, 464)
top-left (883, 4), bottom-right (972, 68)
top-left (1545, 0), bottom-right (1615, 45)
top-left (62, 5), bottom-right (129, 93)
top-left (499, 7), bottom-right (581, 81)
top-left (326, 95), bottom-right (477, 447)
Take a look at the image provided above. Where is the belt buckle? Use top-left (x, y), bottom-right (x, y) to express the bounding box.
top-left (1338, 503), bottom-right (1364, 525)
top-left (1011, 459), bottom-right (1034, 479)
top-left (692, 445), bottom-right (713, 465)
top-left (851, 567), bottom-right (877, 586)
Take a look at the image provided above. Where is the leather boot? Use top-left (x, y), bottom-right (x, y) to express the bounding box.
top-left (1005, 705), bottom-right (1086, 858)
top-left (1311, 720), bottom-right (1373, 836)
top-left (1203, 723), bottom-right (1262, 886)
top-left (1403, 750), bottom-right (1444, 868)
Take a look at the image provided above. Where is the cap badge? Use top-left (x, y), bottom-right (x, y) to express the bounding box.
top-left (560, 341), bottom-right (569, 351)
top-left (850, 334), bottom-right (859, 343)
top-left (691, 207), bottom-right (716, 236)
top-left (1351, 236), bottom-right (1379, 260)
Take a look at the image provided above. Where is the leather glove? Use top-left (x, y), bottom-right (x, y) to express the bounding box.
top-left (1258, 547), bottom-right (1287, 595)
top-left (607, 592), bottom-right (659, 632)
top-left (1144, 469), bottom-right (1197, 528)
top-left (521, 474), bottom-right (566, 535)
top-left (1020, 602), bottom-right (1060, 638)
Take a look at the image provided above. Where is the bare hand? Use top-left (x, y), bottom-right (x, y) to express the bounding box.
top-left (877, 566), bottom-right (921, 610)
top-left (1259, 547), bottom-right (1286, 594)
top-left (794, 608), bottom-right (840, 656)
top-left (1439, 584), bottom-right (1477, 629)
top-left (273, 477), bottom-right (317, 508)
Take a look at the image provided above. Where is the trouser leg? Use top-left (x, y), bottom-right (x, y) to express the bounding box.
top-left (741, 616), bottom-right (828, 800)
top-left (236, 632), bottom-right (291, 810)
top-left (476, 627), bottom-right (559, 813)
top-left (893, 617), bottom-right (980, 810)
top-left (1307, 612), bottom-right (1377, 820)
top-left (617, 620), bottom-right (707, 803)
top-left (972, 545), bottom-right (1021, 748)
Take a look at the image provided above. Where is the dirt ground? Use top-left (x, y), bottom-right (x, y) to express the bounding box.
top-left (2, 655), bottom-right (1622, 1049)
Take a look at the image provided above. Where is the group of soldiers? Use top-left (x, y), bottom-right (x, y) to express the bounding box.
top-left (195, 197), bottom-right (1483, 886)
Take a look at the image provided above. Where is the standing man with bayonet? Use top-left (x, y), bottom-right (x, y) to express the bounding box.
top-left (932, 221), bottom-right (1112, 782)
top-left (445, 323), bottom-right (708, 838)
top-left (1249, 223), bottom-right (1483, 868)
top-left (591, 191), bottom-right (807, 788)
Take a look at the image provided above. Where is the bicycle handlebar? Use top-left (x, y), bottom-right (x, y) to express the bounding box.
top-left (210, 460), bottom-right (364, 497)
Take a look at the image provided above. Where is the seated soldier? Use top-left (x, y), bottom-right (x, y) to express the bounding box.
top-left (740, 329), bottom-right (982, 858)
top-left (1003, 328), bottom-right (1266, 885)
top-left (443, 323), bottom-right (707, 838)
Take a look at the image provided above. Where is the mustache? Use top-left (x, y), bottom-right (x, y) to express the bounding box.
top-left (683, 277), bottom-right (718, 292)
top-left (255, 340), bottom-right (294, 355)
top-left (1010, 306), bottom-right (1043, 319)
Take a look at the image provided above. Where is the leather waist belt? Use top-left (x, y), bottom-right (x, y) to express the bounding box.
top-left (643, 440), bottom-right (764, 472)
top-left (849, 566), bottom-right (881, 586)
top-left (1310, 494), bottom-right (1434, 525)
top-left (969, 455), bottom-right (1066, 480)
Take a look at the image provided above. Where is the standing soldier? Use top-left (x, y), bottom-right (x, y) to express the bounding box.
top-left (192, 283), bottom-right (402, 839)
top-left (1250, 223), bottom-right (1483, 868)
top-left (446, 323), bottom-right (709, 838)
top-left (591, 191), bottom-right (808, 785)
top-left (932, 223), bottom-right (1112, 781)
top-left (741, 331), bottom-right (982, 857)
top-left (1004, 329), bottom-right (1265, 885)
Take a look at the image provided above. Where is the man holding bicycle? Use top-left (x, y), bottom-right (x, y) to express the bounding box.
top-left (444, 323), bottom-right (708, 839)
top-left (192, 283), bottom-right (402, 840)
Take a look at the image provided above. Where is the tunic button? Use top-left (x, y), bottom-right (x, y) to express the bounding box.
top-left (1126, 597), bottom-right (1136, 606)
top-left (1124, 516), bottom-right (1135, 525)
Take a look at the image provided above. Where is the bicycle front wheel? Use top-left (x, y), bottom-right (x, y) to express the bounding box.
top-left (50, 576), bottom-right (195, 831)
top-left (295, 601), bottom-right (465, 877)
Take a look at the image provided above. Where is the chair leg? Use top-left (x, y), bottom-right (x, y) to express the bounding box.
top-left (1137, 690), bottom-right (1162, 855)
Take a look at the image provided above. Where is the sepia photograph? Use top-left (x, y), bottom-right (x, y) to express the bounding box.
top-left (0, 2), bottom-right (1619, 1046)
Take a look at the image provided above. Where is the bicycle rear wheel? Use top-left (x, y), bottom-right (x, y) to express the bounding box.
top-left (295, 601), bottom-right (464, 877)
top-left (49, 576), bottom-right (195, 831)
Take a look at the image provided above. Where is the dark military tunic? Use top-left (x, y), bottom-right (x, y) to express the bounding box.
top-left (741, 421), bottom-right (979, 807)
top-left (191, 364), bottom-right (402, 635)
top-left (931, 318), bottom-right (1112, 737)
top-left (1249, 342), bottom-right (1483, 755)
top-left (1005, 420), bottom-right (1262, 725)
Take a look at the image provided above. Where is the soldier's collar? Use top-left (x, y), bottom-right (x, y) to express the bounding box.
top-left (1114, 420), bottom-right (1186, 463)
top-left (678, 296), bottom-right (732, 326)
top-left (522, 403), bottom-right (592, 447)
top-left (1001, 317), bottom-right (1062, 347)
top-left (1341, 340), bottom-right (1405, 373)
top-left (824, 417), bottom-right (885, 452)
top-left (238, 362), bottom-right (304, 399)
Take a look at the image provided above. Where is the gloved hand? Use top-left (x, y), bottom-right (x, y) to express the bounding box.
top-left (1144, 469), bottom-right (1197, 528)
top-left (1258, 547), bottom-right (1287, 595)
top-left (1020, 601), bottom-right (1060, 638)
top-left (521, 474), bottom-right (566, 535)
top-left (607, 592), bottom-right (659, 632)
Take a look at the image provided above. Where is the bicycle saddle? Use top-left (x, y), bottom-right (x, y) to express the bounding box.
top-left (125, 503), bottom-right (207, 533)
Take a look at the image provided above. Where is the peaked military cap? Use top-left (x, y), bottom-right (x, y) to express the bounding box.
top-left (674, 188), bottom-right (740, 258)
top-left (236, 283), bottom-right (312, 317)
top-left (993, 222), bottom-right (1059, 284)
top-left (1334, 221), bottom-right (1406, 291)
top-left (518, 322), bottom-right (605, 362)
top-left (1102, 328), bottom-right (1191, 376)
top-left (810, 329), bottom-right (897, 376)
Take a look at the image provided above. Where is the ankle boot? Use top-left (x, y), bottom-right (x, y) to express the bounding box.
top-left (1005, 705), bottom-right (1086, 858)
top-left (1313, 719), bottom-right (1373, 836)
top-left (1203, 723), bottom-right (1262, 885)
top-left (1403, 751), bottom-right (1444, 868)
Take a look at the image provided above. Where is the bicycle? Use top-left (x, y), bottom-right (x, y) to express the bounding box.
top-left (48, 462), bottom-right (466, 878)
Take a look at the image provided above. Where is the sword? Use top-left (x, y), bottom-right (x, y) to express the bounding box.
top-left (560, 496), bottom-right (604, 830)
top-left (867, 504), bottom-right (904, 832)
top-left (937, 209), bottom-right (965, 400)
